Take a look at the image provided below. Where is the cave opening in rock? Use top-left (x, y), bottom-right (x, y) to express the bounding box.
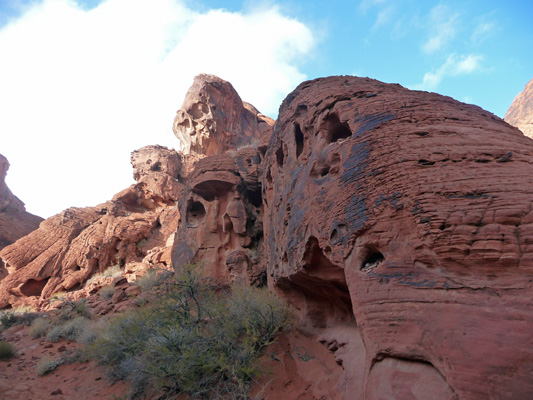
top-left (323, 113), bottom-right (352, 143)
top-left (294, 123), bottom-right (304, 158)
top-left (361, 248), bottom-right (384, 271)
top-left (19, 277), bottom-right (50, 297)
top-left (278, 236), bottom-right (355, 328)
top-left (186, 200), bottom-right (206, 227)
top-left (276, 145), bottom-right (285, 169)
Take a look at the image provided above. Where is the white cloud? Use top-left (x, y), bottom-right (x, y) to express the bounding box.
top-left (0, 0), bottom-right (314, 218)
top-left (359, 0), bottom-right (387, 13)
top-left (414, 53), bottom-right (483, 90)
top-left (373, 6), bottom-right (394, 29)
top-left (422, 4), bottom-right (459, 54)
top-left (471, 21), bottom-right (496, 44)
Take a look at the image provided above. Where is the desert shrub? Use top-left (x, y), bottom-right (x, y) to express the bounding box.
top-left (1, 306), bottom-right (39, 329)
top-left (46, 325), bottom-right (63, 343)
top-left (135, 269), bottom-right (172, 292)
top-left (99, 285), bottom-right (115, 300)
top-left (37, 357), bottom-right (63, 376)
top-left (30, 317), bottom-right (51, 339)
top-left (57, 298), bottom-right (92, 321)
top-left (76, 319), bottom-right (106, 345)
top-left (87, 264), bottom-right (123, 285)
top-left (0, 310), bottom-right (16, 329)
top-left (50, 291), bottom-right (67, 302)
top-left (86, 266), bottom-right (290, 399)
top-left (47, 317), bottom-right (90, 343)
top-left (0, 340), bottom-right (16, 360)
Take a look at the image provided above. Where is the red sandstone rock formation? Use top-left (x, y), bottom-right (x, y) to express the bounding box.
top-left (505, 77), bottom-right (533, 138)
top-left (170, 74), bottom-right (274, 285)
top-left (0, 154), bottom-right (43, 280)
top-left (0, 146), bottom-right (182, 308)
top-left (173, 74), bottom-right (274, 156)
top-left (171, 147), bottom-right (266, 286)
top-left (262, 76), bottom-right (533, 399)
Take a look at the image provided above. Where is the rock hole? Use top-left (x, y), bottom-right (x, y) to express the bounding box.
top-left (276, 236), bottom-right (355, 327)
top-left (151, 162), bottom-right (161, 172)
top-left (294, 123), bottom-right (304, 158)
top-left (276, 145), bottom-right (285, 169)
top-left (186, 200), bottom-right (206, 227)
top-left (418, 159), bottom-right (435, 166)
top-left (190, 102), bottom-right (208, 119)
top-left (361, 248), bottom-right (384, 272)
top-left (19, 277), bottom-right (50, 297)
top-left (322, 113), bottom-right (352, 143)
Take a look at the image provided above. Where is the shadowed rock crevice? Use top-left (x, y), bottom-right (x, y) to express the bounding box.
top-left (19, 277), bottom-right (50, 297)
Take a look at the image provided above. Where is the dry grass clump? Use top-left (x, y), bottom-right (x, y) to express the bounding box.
top-left (0, 340), bottom-right (16, 360)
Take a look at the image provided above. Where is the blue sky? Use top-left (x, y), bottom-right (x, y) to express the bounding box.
top-left (0, 0), bottom-right (531, 218)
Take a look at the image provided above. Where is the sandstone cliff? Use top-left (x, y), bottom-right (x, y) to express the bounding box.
top-left (505, 77), bottom-right (533, 138)
top-left (0, 154), bottom-right (43, 280)
top-left (0, 146), bottom-right (182, 308)
top-left (2, 73), bottom-right (533, 400)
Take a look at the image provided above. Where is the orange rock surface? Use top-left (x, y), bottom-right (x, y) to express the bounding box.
top-left (0, 146), bottom-right (182, 308)
top-left (173, 74), bottom-right (274, 156)
top-left (262, 76), bottom-right (533, 399)
top-left (0, 154), bottom-right (43, 281)
top-left (505, 77), bottom-right (533, 138)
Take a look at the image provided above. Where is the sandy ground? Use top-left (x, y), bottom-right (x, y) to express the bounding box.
top-left (0, 323), bottom-right (128, 399)
top-left (1, 321), bottom-right (344, 400)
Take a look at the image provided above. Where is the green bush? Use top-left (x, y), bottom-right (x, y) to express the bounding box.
top-left (1, 306), bottom-right (39, 329)
top-left (37, 357), bottom-right (63, 376)
top-left (86, 266), bottom-right (290, 399)
top-left (0, 340), bottom-right (16, 360)
top-left (135, 269), bottom-right (172, 292)
top-left (0, 310), bottom-right (16, 329)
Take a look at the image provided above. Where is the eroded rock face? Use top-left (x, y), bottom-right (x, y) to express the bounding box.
top-left (171, 147), bottom-right (265, 286)
top-left (0, 154), bottom-right (43, 279)
top-left (173, 74), bottom-right (274, 156)
top-left (0, 146), bottom-right (182, 308)
top-left (505, 78), bottom-right (533, 138)
top-left (262, 76), bottom-right (533, 399)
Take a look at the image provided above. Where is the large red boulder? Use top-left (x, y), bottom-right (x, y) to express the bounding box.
top-left (262, 76), bottom-right (533, 399)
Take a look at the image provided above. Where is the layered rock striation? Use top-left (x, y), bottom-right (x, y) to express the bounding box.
top-left (262, 76), bottom-right (533, 399)
top-left (0, 146), bottom-right (182, 308)
top-left (505, 77), bottom-right (533, 138)
top-left (0, 154), bottom-right (43, 280)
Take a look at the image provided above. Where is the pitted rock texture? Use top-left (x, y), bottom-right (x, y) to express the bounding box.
top-left (171, 147), bottom-right (265, 286)
top-left (505, 77), bottom-right (533, 138)
top-left (173, 74), bottom-right (274, 156)
top-left (262, 76), bottom-right (533, 399)
top-left (0, 154), bottom-right (43, 277)
top-left (0, 146), bottom-right (181, 308)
